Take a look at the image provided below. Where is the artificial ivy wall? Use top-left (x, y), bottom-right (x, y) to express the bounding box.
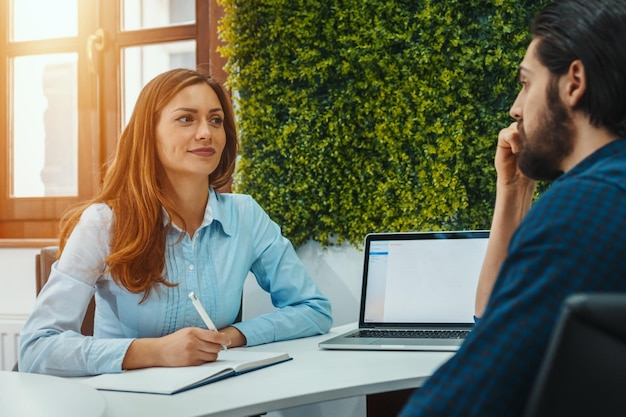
top-left (218, 0), bottom-right (549, 248)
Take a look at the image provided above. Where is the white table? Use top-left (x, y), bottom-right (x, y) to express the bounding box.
top-left (95, 323), bottom-right (453, 417)
top-left (0, 370), bottom-right (107, 417)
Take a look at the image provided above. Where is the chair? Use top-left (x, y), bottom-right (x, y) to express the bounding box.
top-left (522, 293), bottom-right (626, 417)
top-left (12, 246), bottom-right (95, 371)
top-left (36, 246), bottom-right (96, 336)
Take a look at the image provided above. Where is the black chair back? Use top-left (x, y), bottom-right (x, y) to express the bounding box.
top-left (523, 293), bottom-right (626, 417)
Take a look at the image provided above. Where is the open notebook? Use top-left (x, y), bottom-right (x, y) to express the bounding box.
top-left (78, 350), bottom-right (291, 394)
top-left (319, 230), bottom-right (489, 351)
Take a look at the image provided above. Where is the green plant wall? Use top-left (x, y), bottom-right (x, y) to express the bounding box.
top-left (218, 0), bottom-right (549, 248)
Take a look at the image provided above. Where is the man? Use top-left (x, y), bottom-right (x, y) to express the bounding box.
top-left (399, 0), bottom-right (626, 416)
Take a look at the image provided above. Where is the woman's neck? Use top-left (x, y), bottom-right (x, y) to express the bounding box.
top-left (164, 177), bottom-right (210, 238)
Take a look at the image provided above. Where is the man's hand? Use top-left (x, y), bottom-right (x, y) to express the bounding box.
top-left (495, 122), bottom-right (535, 190)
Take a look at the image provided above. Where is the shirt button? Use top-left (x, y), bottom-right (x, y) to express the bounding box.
top-left (188, 264), bottom-right (195, 271)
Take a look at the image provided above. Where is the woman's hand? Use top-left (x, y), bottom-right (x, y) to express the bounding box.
top-left (122, 327), bottom-right (232, 369)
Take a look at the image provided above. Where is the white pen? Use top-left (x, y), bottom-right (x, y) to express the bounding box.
top-left (188, 291), bottom-right (228, 351)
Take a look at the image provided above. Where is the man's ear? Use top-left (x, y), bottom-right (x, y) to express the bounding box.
top-left (564, 59), bottom-right (586, 107)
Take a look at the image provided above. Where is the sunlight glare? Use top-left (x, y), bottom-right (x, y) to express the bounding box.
top-left (12, 0), bottom-right (78, 41)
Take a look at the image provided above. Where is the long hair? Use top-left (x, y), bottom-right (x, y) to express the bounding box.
top-left (59, 69), bottom-right (239, 300)
top-left (531, 0), bottom-right (626, 137)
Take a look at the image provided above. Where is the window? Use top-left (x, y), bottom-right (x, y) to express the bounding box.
top-left (0, 0), bottom-right (226, 238)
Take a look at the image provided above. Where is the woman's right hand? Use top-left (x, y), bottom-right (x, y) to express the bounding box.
top-left (122, 327), bottom-right (231, 369)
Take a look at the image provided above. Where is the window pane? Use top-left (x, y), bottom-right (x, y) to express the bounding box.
top-left (122, 0), bottom-right (194, 31)
top-left (122, 40), bottom-right (196, 125)
top-left (12, 54), bottom-right (78, 197)
top-left (11, 0), bottom-right (78, 41)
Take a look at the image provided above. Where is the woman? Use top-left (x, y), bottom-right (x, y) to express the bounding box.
top-left (19, 68), bottom-right (332, 376)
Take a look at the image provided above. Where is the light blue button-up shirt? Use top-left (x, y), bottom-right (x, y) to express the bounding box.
top-left (19, 189), bottom-right (332, 376)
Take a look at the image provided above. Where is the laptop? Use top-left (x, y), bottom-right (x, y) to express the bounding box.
top-left (319, 230), bottom-right (489, 351)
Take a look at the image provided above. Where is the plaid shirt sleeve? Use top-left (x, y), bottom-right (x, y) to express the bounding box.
top-left (398, 140), bottom-right (626, 417)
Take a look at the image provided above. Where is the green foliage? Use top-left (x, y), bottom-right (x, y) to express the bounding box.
top-left (218, 0), bottom-right (550, 248)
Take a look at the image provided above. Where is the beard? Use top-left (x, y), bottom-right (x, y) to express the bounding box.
top-left (516, 78), bottom-right (575, 181)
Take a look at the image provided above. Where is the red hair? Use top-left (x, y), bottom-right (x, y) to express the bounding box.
top-left (59, 69), bottom-right (239, 300)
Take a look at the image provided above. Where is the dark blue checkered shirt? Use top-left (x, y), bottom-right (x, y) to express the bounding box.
top-left (399, 138), bottom-right (626, 417)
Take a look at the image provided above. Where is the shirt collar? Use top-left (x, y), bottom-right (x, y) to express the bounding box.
top-left (206, 187), bottom-right (233, 236)
top-left (161, 187), bottom-right (232, 236)
top-left (558, 137), bottom-right (626, 182)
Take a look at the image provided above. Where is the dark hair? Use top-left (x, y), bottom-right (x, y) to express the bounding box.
top-left (531, 0), bottom-right (626, 137)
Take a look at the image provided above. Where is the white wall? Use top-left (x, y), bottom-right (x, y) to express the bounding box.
top-left (0, 248), bottom-right (38, 319)
top-left (244, 239), bottom-right (363, 326)
top-left (0, 248), bottom-right (39, 371)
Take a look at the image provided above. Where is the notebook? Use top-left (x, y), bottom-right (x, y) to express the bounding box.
top-left (319, 230), bottom-right (489, 351)
top-left (78, 350), bottom-right (292, 394)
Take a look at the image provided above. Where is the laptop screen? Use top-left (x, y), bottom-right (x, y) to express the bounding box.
top-left (360, 231), bottom-right (489, 326)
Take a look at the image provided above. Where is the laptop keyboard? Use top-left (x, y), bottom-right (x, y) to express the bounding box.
top-left (348, 329), bottom-right (470, 339)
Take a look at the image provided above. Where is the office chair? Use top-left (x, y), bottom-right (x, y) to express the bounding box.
top-left (522, 293), bottom-right (626, 417)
